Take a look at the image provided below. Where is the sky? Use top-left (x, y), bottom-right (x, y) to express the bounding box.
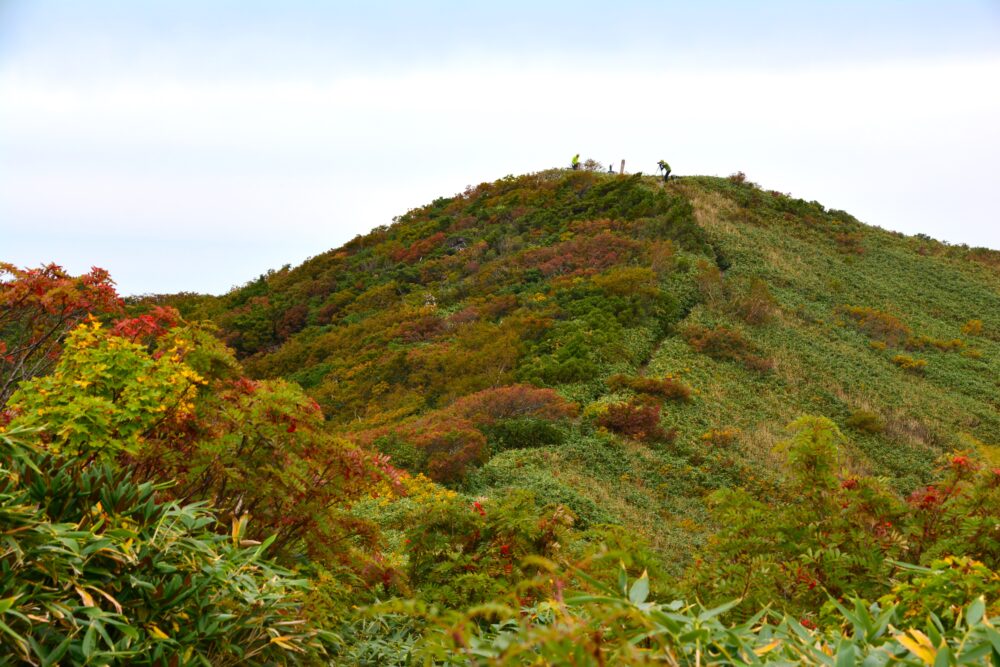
top-left (1, 1), bottom-right (999, 296)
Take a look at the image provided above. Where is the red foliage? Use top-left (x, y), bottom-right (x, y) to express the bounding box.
top-left (518, 230), bottom-right (641, 277)
top-left (0, 263), bottom-right (123, 407)
top-left (597, 400), bottom-right (675, 443)
top-left (950, 455), bottom-right (973, 471)
top-left (364, 412), bottom-right (488, 484)
top-left (276, 303), bottom-right (309, 339)
top-left (908, 486), bottom-right (942, 510)
top-left (839, 305), bottom-right (911, 346)
top-left (397, 315), bottom-right (446, 343)
top-left (447, 306), bottom-right (481, 327)
top-left (110, 306), bottom-right (180, 344)
top-left (390, 232), bottom-right (447, 264)
top-left (232, 377), bottom-right (260, 394)
top-left (420, 417), bottom-right (488, 484)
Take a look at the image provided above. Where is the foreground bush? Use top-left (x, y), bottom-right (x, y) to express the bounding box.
top-left (347, 558), bottom-right (1000, 665)
top-left (0, 426), bottom-right (327, 664)
top-left (6, 317), bottom-right (399, 570)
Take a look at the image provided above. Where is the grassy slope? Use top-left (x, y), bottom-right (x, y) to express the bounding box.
top-left (154, 169), bottom-right (1000, 569)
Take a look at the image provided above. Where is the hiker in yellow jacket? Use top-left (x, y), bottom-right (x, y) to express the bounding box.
top-left (657, 160), bottom-right (671, 181)
top-left (571, 154), bottom-right (580, 170)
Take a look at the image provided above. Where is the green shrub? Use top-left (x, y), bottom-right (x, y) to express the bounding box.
top-left (733, 278), bottom-right (778, 325)
top-left (845, 409), bottom-right (884, 434)
top-left (879, 557), bottom-right (1000, 627)
top-left (375, 433), bottom-right (426, 472)
top-left (484, 417), bottom-right (567, 452)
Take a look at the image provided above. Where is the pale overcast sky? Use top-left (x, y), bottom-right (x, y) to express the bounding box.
top-left (2, 1), bottom-right (999, 295)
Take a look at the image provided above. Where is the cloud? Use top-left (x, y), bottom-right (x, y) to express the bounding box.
top-left (2, 54), bottom-right (999, 293)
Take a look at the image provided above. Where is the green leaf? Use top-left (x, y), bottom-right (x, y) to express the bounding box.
top-left (835, 638), bottom-right (857, 667)
top-left (0, 596), bottom-right (17, 614)
top-left (699, 599), bottom-right (740, 622)
top-left (628, 570), bottom-right (649, 605)
top-left (933, 644), bottom-right (952, 667)
top-left (0, 619), bottom-right (27, 652)
top-left (982, 626), bottom-right (1000, 655)
top-left (82, 622), bottom-right (97, 658)
top-left (965, 597), bottom-right (985, 627)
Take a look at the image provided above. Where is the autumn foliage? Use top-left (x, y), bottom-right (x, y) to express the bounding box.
top-left (683, 324), bottom-right (773, 373)
top-left (596, 399), bottom-right (675, 443)
top-left (356, 385), bottom-right (577, 483)
top-left (0, 263), bottom-right (122, 408)
top-left (840, 304), bottom-right (911, 346)
top-left (7, 315), bottom-right (401, 569)
top-left (607, 373), bottom-right (692, 401)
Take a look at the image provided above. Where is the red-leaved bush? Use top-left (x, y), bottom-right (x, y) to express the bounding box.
top-left (1, 263), bottom-right (123, 407)
top-left (596, 400), bottom-right (676, 443)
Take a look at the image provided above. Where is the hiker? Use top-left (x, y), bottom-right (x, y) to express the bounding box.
top-left (571, 154), bottom-right (580, 170)
top-left (608, 163), bottom-right (614, 174)
top-left (657, 160), bottom-right (671, 181)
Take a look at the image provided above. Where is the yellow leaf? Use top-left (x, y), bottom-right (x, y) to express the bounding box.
top-left (93, 588), bottom-right (123, 614)
top-left (754, 639), bottom-right (780, 656)
top-left (270, 635), bottom-right (300, 651)
top-left (74, 586), bottom-right (96, 607)
top-left (896, 629), bottom-right (937, 665)
top-left (232, 515), bottom-right (243, 546)
top-left (149, 624), bottom-right (169, 640)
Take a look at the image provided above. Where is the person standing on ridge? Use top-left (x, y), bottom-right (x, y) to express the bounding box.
top-left (657, 160), bottom-right (671, 181)
top-left (571, 154), bottom-right (580, 170)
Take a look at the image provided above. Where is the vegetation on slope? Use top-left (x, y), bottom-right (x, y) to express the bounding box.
top-left (4, 164), bottom-right (1000, 664)
top-left (149, 168), bottom-right (1000, 560)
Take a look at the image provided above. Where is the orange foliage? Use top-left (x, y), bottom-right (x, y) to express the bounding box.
top-left (356, 384), bottom-right (576, 483)
top-left (390, 232), bottom-right (447, 264)
top-left (449, 384), bottom-right (578, 425)
top-left (840, 305), bottom-right (911, 346)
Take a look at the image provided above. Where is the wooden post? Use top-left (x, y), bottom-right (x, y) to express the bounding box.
top-left (619, 159), bottom-right (625, 175)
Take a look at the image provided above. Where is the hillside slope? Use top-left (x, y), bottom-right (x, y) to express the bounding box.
top-left (155, 168), bottom-right (1000, 564)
